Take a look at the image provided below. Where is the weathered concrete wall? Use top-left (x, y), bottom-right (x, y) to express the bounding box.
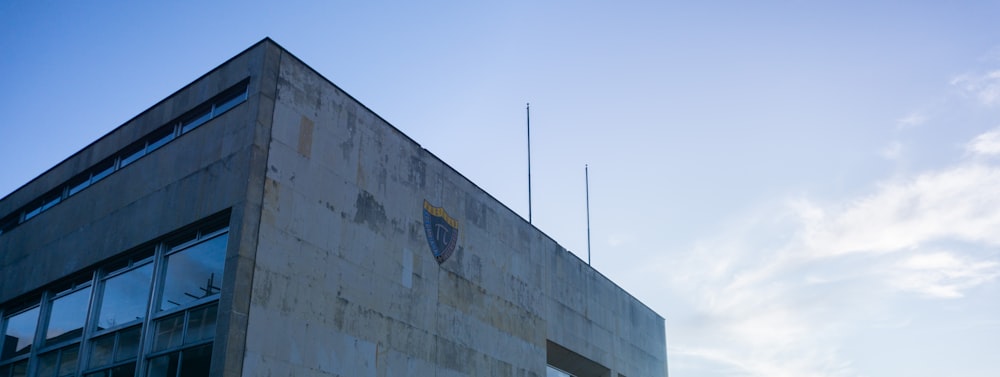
top-left (244, 47), bottom-right (666, 376)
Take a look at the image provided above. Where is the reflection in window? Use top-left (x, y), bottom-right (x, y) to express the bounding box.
top-left (0, 360), bottom-right (27, 377)
top-left (91, 159), bottom-right (115, 184)
top-left (151, 314), bottom-right (184, 353)
top-left (37, 344), bottom-right (79, 377)
top-left (82, 363), bottom-right (134, 377)
top-left (158, 236), bottom-right (226, 311)
top-left (67, 174), bottom-right (90, 196)
top-left (87, 326), bottom-right (140, 375)
top-left (184, 305), bottom-right (216, 344)
top-left (88, 334), bottom-right (114, 368)
top-left (1, 307), bottom-right (39, 359)
top-left (213, 90), bottom-right (247, 115)
top-left (40, 195), bottom-right (61, 212)
top-left (146, 127), bottom-right (174, 153)
top-left (147, 343), bottom-right (210, 377)
top-left (118, 144), bottom-right (145, 168)
top-left (46, 287), bottom-right (91, 345)
top-left (98, 264), bottom-right (153, 330)
top-left (180, 111), bottom-right (211, 134)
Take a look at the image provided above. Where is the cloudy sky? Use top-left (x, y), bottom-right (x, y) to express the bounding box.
top-left (3, 1), bottom-right (999, 376)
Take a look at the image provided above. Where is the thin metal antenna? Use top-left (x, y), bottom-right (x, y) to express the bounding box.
top-left (527, 102), bottom-right (532, 224)
top-left (586, 164), bottom-right (591, 265)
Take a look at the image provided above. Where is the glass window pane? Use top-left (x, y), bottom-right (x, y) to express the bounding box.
top-left (180, 111), bottom-right (211, 134)
top-left (23, 205), bottom-right (42, 221)
top-left (1, 306), bottom-right (39, 359)
top-left (68, 180), bottom-right (90, 196)
top-left (9, 360), bottom-right (27, 377)
top-left (114, 327), bottom-right (141, 363)
top-left (58, 345), bottom-right (79, 377)
top-left (91, 159), bottom-right (115, 184)
top-left (88, 334), bottom-right (114, 368)
top-left (212, 91), bottom-right (246, 116)
top-left (108, 362), bottom-right (136, 377)
top-left (118, 148), bottom-right (145, 168)
top-left (46, 287), bottom-right (91, 344)
top-left (37, 350), bottom-right (58, 377)
top-left (178, 344), bottom-right (212, 377)
top-left (146, 127), bottom-right (174, 152)
top-left (184, 305), bottom-right (216, 344)
top-left (98, 264), bottom-right (153, 330)
top-left (151, 314), bottom-right (184, 352)
top-left (159, 235), bottom-right (227, 311)
top-left (146, 352), bottom-right (178, 377)
top-left (40, 195), bottom-right (61, 212)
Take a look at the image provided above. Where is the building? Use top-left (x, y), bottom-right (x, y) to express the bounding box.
top-left (0, 39), bottom-right (667, 377)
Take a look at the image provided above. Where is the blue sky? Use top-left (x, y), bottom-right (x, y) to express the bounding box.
top-left (3, 1), bottom-right (1000, 376)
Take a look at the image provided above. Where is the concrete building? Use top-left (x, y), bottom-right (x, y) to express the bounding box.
top-left (0, 39), bottom-right (667, 377)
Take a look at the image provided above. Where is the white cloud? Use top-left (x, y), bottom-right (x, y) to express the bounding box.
top-left (890, 251), bottom-right (1000, 298)
top-left (951, 70), bottom-right (1000, 106)
top-left (796, 163), bottom-right (1000, 257)
top-left (895, 113), bottom-right (926, 129)
top-left (966, 127), bottom-right (1000, 156)
top-left (659, 128), bottom-right (1000, 377)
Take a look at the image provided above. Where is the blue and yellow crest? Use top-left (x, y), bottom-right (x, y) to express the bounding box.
top-left (423, 200), bottom-right (459, 264)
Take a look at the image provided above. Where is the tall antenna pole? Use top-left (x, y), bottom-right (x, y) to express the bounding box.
top-left (586, 164), bottom-right (591, 265)
top-left (527, 102), bottom-right (533, 224)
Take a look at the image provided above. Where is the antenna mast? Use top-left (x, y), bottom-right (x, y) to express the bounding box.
top-left (527, 102), bottom-right (532, 224)
top-left (586, 164), bottom-right (591, 265)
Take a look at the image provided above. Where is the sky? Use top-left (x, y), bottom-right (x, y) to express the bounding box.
top-left (2, 1), bottom-right (1000, 376)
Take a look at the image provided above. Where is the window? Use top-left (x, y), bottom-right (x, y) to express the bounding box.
top-left (158, 235), bottom-right (226, 311)
top-left (37, 344), bottom-right (79, 377)
top-left (96, 264), bottom-right (153, 331)
top-left (179, 110), bottom-right (211, 134)
top-left (67, 174), bottom-right (91, 197)
top-left (145, 127), bottom-right (174, 153)
top-left (0, 215), bottom-right (228, 377)
top-left (546, 340), bottom-right (611, 377)
top-left (44, 286), bottom-right (91, 345)
top-left (212, 90), bottom-right (247, 116)
top-left (90, 158), bottom-right (115, 184)
top-left (118, 143), bottom-right (146, 169)
top-left (1, 306), bottom-right (39, 360)
top-left (86, 325), bottom-right (141, 377)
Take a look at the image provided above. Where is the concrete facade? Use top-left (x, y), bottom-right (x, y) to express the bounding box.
top-left (0, 39), bottom-right (666, 377)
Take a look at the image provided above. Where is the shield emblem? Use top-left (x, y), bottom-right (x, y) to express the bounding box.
top-left (423, 200), bottom-right (459, 264)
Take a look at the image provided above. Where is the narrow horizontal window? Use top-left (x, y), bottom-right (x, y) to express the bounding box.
top-left (180, 110), bottom-right (211, 134)
top-left (67, 174), bottom-right (91, 196)
top-left (24, 204), bottom-right (43, 221)
top-left (40, 195), bottom-right (62, 213)
top-left (146, 126), bottom-right (175, 152)
top-left (91, 159), bottom-right (116, 184)
top-left (119, 143), bottom-right (146, 168)
top-left (212, 90), bottom-right (247, 116)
